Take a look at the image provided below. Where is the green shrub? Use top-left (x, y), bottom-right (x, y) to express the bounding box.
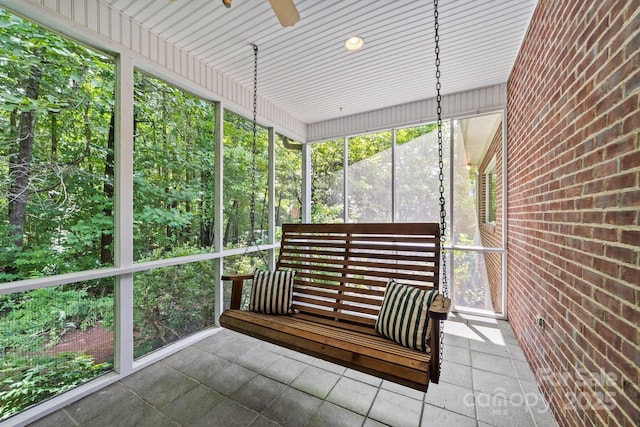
top-left (1, 286), bottom-right (113, 354)
top-left (0, 353), bottom-right (111, 420)
top-left (133, 245), bottom-right (216, 357)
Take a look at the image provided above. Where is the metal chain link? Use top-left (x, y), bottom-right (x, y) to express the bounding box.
top-left (434, 0), bottom-right (447, 379)
top-left (249, 44), bottom-right (258, 246)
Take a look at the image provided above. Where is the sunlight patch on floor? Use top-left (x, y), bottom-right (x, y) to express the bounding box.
top-left (444, 313), bottom-right (506, 345)
top-left (471, 325), bottom-right (506, 345)
top-left (443, 320), bottom-right (486, 341)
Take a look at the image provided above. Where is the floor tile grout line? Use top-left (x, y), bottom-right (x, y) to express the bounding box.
top-left (362, 381), bottom-right (383, 426)
top-left (511, 357), bottom-right (548, 427)
top-left (468, 345), bottom-right (480, 424)
top-left (61, 408), bottom-right (80, 427)
top-left (418, 383), bottom-right (428, 427)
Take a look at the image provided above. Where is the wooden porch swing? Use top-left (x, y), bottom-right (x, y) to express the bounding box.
top-left (220, 1), bottom-right (451, 392)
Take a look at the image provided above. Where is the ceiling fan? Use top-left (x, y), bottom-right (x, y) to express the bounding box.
top-left (222, 0), bottom-right (300, 27)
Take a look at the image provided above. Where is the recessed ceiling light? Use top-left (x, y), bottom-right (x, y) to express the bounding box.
top-left (345, 36), bottom-right (364, 51)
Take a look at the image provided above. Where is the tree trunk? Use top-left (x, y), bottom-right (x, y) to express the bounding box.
top-left (275, 194), bottom-right (282, 226)
top-left (199, 171), bottom-right (214, 247)
top-left (50, 111), bottom-right (58, 160)
top-left (100, 112), bottom-right (115, 265)
top-left (223, 200), bottom-right (238, 246)
top-left (8, 65), bottom-right (41, 248)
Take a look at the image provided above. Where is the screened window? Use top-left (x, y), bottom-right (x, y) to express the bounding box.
top-left (395, 124), bottom-right (448, 223)
top-left (223, 111), bottom-right (268, 248)
top-left (311, 139), bottom-right (344, 223)
top-left (0, 10), bottom-right (115, 279)
top-left (133, 72), bottom-right (216, 260)
top-left (348, 131), bottom-right (392, 222)
top-left (0, 9), bottom-right (116, 419)
top-left (276, 135), bottom-right (302, 229)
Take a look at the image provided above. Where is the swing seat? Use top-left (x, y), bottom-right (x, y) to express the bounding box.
top-left (220, 223), bottom-right (451, 391)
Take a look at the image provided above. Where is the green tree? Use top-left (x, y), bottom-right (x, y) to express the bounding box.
top-left (132, 73), bottom-right (216, 259)
top-left (1, 9), bottom-right (115, 280)
top-left (222, 111), bottom-right (268, 248)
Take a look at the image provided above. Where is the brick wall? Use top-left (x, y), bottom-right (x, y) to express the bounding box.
top-left (478, 123), bottom-right (504, 313)
top-left (507, 1), bottom-right (639, 426)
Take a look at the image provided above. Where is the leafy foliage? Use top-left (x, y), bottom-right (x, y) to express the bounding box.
top-left (0, 8), bottom-right (115, 280)
top-left (133, 246), bottom-right (216, 357)
top-left (0, 285), bottom-right (113, 354)
top-left (0, 283), bottom-right (113, 421)
top-left (311, 139), bottom-right (344, 222)
top-left (222, 110), bottom-right (269, 248)
top-left (133, 73), bottom-right (217, 257)
top-left (0, 353), bottom-right (110, 420)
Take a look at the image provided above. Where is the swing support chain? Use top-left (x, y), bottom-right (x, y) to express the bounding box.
top-left (434, 0), bottom-right (448, 379)
top-left (249, 44), bottom-right (258, 246)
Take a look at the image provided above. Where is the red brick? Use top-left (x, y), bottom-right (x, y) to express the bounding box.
top-left (619, 265), bottom-right (640, 284)
top-left (575, 167), bottom-right (595, 184)
top-left (609, 393), bottom-right (639, 427)
top-left (606, 341), bottom-right (638, 383)
top-left (602, 278), bottom-right (636, 302)
top-left (620, 188), bottom-right (640, 206)
top-left (593, 226), bottom-right (619, 242)
top-left (593, 256), bottom-right (621, 278)
top-left (605, 245), bottom-right (635, 264)
top-left (584, 325), bottom-right (609, 353)
top-left (584, 115), bottom-right (608, 140)
top-left (623, 69), bottom-right (640, 97)
top-left (607, 94), bottom-right (638, 124)
top-left (575, 196), bottom-right (595, 209)
top-left (582, 211), bottom-right (603, 224)
top-left (595, 87), bottom-right (624, 117)
top-left (596, 158), bottom-right (620, 176)
top-left (606, 55), bottom-right (638, 94)
top-left (582, 240), bottom-right (605, 256)
top-left (622, 109), bottom-right (640, 135)
top-left (582, 268), bottom-right (605, 286)
top-left (619, 381), bottom-right (640, 426)
top-left (620, 150), bottom-right (640, 172)
top-left (575, 137), bottom-right (595, 157)
top-left (604, 209), bottom-right (637, 225)
top-left (594, 193), bottom-right (618, 208)
top-left (620, 229), bottom-right (640, 246)
top-left (593, 288), bottom-right (622, 314)
top-left (610, 2), bottom-right (640, 55)
top-left (607, 172), bottom-right (638, 191)
top-left (605, 134), bottom-right (636, 159)
top-left (573, 225), bottom-right (594, 238)
top-left (573, 249), bottom-right (594, 268)
top-left (620, 303), bottom-right (639, 326)
top-left (620, 341), bottom-right (640, 371)
top-left (588, 17), bottom-right (613, 60)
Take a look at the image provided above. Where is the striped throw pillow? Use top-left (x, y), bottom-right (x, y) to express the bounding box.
top-left (249, 270), bottom-right (295, 315)
top-left (375, 280), bottom-right (439, 352)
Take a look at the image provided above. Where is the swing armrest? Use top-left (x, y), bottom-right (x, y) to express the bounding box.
top-left (429, 294), bottom-right (451, 321)
top-left (222, 274), bottom-right (254, 310)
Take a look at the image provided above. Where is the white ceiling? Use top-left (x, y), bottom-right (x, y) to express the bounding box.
top-left (107, 0), bottom-right (538, 125)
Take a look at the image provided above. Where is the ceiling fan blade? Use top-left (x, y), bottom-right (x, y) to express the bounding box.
top-left (268, 0), bottom-right (300, 27)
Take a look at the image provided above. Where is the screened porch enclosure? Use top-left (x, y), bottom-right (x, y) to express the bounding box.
top-left (0, 1), bottom-right (504, 421)
top-left (0, 6), bottom-right (506, 420)
top-left (2, 0), bottom-right (638, 426)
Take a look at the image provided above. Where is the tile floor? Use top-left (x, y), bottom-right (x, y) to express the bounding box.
top-left (28, 313), bottom-right (558, 427)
